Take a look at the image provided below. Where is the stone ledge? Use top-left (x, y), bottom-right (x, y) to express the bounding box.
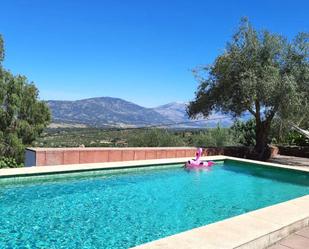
top-left (0, 156), bottom-right (224, 178)
top-left (131, 195), bottom-right (309, 249)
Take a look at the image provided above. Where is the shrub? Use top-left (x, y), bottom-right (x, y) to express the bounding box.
top-left (231, 119), bottom-right (256, 146)
top-left (127, 129), bottom-right (185, 147)
top-left (0, 156), bottom-right (23, 168)
top-left (286, 131), bottom-right (309, 146)
top-left (191, 126), bottom-right (235, 147)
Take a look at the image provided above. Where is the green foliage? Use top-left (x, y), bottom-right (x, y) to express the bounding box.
top-left (0, 34), bottom-right (4, 62)
top-left (190, 126), bottom-right (235, 147)
top-left (127, 129), bottom-right (185, 147)
top-left (231, 119), bottom-right (256, 146)
top-left (188, 17), bottom-right (309, 159)
top-left (0, 156), bottom-right (23, 168)
top-left (286, 131), bottom-right (309, 146)
top-left (35, 127), bottom-right (240, 148)
top-left (0, 35), bottom-right (51, 164)
top-left (269, 117), bottom-right (309, 146)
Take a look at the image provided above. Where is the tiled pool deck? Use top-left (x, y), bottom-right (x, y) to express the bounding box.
top-left (1, 156), bottom-right (309, 249)
top-left (269, 155), bottom-right (309, 167)
top-left (268, 227), bottom-right (309, 249)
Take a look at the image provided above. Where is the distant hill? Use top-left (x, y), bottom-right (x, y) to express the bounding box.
top-left (46, 97), bottom-right (237, 128)
top-left (47, 97), bottom-right (171, 127)
top-left (153, 102), bottom-right (189, 123)
top-left (153, 102), bottom-right (235, 128)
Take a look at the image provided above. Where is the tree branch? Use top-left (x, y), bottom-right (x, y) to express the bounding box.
top-left (255, 100), bottom-right (261, 125)
top-left (247, 107), bottom-right (256, 116)
top-left (265, 104), bottom-right (279, 127)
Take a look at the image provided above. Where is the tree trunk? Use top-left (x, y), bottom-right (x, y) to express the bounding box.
top-left (254, 121), bottom-right (271, 160)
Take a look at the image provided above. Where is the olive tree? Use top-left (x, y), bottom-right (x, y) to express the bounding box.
top-left (0, 35), bottom-right (51, 163)
top-left (188, 18), bottom-right (309, 160)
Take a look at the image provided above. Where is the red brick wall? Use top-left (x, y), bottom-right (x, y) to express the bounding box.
top-left (26, 147), bottom-right (198, 166)
top-left (277, 146), bottom-right (309, 158)
top-left (25, 146), bottom-right (251, 167)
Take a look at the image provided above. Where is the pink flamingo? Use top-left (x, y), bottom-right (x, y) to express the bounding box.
top-left (185, 148), bottom-right (215, 169)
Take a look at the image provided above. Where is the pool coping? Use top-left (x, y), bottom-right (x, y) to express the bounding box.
top-left (0, 155), bottom-right (308, 178)
top-left (0, 155), bottom-right (225, 178)
top-left (0, 156), bottom-right (309, 249)
top-left (131, 195), bottom-right (309, 249)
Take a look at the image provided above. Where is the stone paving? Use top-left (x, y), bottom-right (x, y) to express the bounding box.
top-left (268, 227), bottom-right (309, 249)
top-left (268, 155), bottom-right (309, 167)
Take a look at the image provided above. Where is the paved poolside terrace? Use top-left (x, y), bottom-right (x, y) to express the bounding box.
top-left (1, 155), bottom-right (309, 249)
top-left (269, 155), bottom-right (309, 167)
top-left (268, 227), bottom-right (309, 249)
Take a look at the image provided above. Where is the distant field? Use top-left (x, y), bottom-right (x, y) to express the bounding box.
top-left (33, 127), bottom-right (237, 148)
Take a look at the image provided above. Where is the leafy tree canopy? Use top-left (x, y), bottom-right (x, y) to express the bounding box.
top-left (231, 119), bottom-right (256, 147)
top-left (0, 35), bottom-right (51, 163)
top-left (188, 18), bottom-right (309, 159)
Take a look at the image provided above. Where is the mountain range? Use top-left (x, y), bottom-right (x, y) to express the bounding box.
top-left (46, 97), bottom-right (235, 128)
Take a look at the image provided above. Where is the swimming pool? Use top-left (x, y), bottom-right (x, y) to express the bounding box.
top-left (0, 160), bottom-right (309, 249)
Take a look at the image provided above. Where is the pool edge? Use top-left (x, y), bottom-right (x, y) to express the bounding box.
top-left (0, 156), bottom-right (225, 178)
top-left (1, 156), bottom-right (309, 249)
top-left (1, 155), bottom-right (308, 179)
top-left (131, 195), bottom-right (309, 249)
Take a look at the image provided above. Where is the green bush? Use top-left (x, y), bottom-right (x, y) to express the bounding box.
top-left (270, 118), bottom-right (309, 146)
top-left (0, 35), bottom-right (51, 163)
top-left (191, 126), bottom-right (235, 147)
top-left (127, 129), bottom-right (185, 147)
top-left (231, 119), bottom-right (256, 146)
top-left (0, 157), bottom-right (23, 168)
top-left (286, 131), bottom-right (309, 146)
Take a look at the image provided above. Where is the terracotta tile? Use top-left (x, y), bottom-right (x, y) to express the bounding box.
top-left (185, 149), bottom-right (195, 157)
top-left (166, 150), bottom-right (176, 158)
top-left (146, 150), bottom-right (156, 159)
top-left (134, 150), bottom-right (146, 160)
top-left (176, 150), bottom-right (186, 158)
top-left (80, 151), bottom-right (109, 163)
top-left (45, 151), bottom-right (64, 166)
top-left (156, 150), bottom-right (167, 159)
top-left (296, 227), bottom-right (309, 239)
top-left (63, 151), bottom-right (80, 165)
top-left (122, 150), bottom-right (134, 161)
top-left (108, 150), bottom-right (122, 162)
top-left (93, 150), bottom-right (109, 162)
top-left (79, 151), bottom-right (93, 164)
top-left (280, 234), bottom-right (309, 249)
top-left (36, 151), bottom-right (46, 166)
top-left (267, 244), bottom-right (290, 249)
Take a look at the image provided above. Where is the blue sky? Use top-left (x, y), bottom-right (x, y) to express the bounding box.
top-left (1, 0), bottom-right (308, 107)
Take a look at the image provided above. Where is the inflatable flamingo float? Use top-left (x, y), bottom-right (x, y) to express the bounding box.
top-left (185, 148), bottom-right (215, 169)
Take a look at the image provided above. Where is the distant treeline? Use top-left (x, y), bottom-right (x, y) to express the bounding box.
top-left (34, 121), bottom-right (309, 149)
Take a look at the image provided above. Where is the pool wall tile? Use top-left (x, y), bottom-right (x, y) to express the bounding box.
top-left (122, 150), bottom-right (135, 161)
top-left (79, 150), bottom-right (92, 163)
top-left (146, 150), bottom-right (156, 160)
top-left (63, 151), bottom-right (80, 165)
top-left (36, 151), bottom-right (46, 166)
top-left (45, 151), bottom-right (64, 166)
top-left (176, 150), bottom-right (186, 158)
top-left (156, 150), bottom-right (167, 159)
top-left (166, 150), bottom-right (176, 158)
top-left (185, 149), bottom-right (195, 157)
top-left (80, 150), bottom-right (109, 164)
top-left (95, 150), bottom-right (109, 162)
top-left (108, 150), bottom-right (123, 162)
top-left (134, 150), bottom-right (146, 160)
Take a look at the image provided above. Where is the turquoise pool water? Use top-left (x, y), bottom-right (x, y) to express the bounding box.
top-left (1, 161), bottom-right (309, 249)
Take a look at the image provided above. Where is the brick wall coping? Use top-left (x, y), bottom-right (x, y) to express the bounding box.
top-left (26, 147), bottom-right (197, 152)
